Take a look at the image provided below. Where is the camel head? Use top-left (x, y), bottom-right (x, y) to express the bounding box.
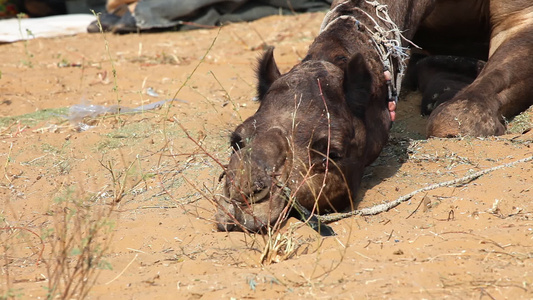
top-left (216, 47), bottom-right (375, 232)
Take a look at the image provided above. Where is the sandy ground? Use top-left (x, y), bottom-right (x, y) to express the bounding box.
top-left (1, 12), bottom-right (533, 299)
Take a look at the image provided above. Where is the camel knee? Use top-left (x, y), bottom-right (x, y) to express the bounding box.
top-left (427, 100), bottom-right (506, 138)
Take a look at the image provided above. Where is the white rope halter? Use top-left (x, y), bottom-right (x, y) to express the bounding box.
top-left (320, 0), bottom-right (419, 104)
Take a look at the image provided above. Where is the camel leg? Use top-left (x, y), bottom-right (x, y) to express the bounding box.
top-left (426, 21), bottom-right (533, 137)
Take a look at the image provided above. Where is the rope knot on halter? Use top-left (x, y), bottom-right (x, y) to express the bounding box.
top-left (320, 0), bottom-right (420, 112)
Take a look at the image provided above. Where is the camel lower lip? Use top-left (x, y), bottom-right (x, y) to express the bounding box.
top-left (236, 188), bottom-right (284, 210)
top-left (250, 187), bottom-right (271, 203)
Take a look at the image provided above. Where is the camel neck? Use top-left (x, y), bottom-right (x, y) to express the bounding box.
top-left (326, 0), bottom-right (433, 41)
top-left (321, 1), bottom-right (417, 99)
top-left (310, 0), bottom-right (435, 165)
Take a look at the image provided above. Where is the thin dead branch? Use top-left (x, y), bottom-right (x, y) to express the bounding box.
top-left (0, 226), bottom-right (45, 265)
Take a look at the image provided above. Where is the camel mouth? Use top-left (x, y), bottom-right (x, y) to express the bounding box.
top-left (216, 182), bottom-right (291, 232)
top-left (248, 185), bottom-right (271, 204)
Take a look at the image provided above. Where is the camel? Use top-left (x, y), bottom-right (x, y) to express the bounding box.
top-left (216, 0), bottom-right (533, 232)
top-left (408, 55), bottom-right (486, 115)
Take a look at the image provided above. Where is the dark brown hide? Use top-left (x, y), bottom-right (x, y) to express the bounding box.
top-left (216, 0), bottom-right (533, 231)
top-left (427, 19), bottom-right (532, 137)
top-left (424, 0), bottom-right (533, 137)
top-left (413, 55), bottom-right (486, 115)
top-left (216, 54), bottom-right (374, 231)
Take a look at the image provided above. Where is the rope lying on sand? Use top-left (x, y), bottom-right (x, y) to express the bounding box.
top-left (314, 154), bottom-right (533, 223)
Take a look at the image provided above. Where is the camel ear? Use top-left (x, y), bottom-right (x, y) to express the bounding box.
top-left (256, 47), bottom-right (281, 100)
top-left (344, 53), bottom-right (372, 118)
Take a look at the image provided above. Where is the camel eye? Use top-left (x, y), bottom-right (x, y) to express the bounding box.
top-left (328, 151), bottom-right (343, 160)
top-left (322, 151), bottom-right (342, 163)
top-left (230, 132), bottom-right (245, 152)
top-left (334, 55), bottom-right (348, 64)
top-left (311, 137), bottom-right (344, 162)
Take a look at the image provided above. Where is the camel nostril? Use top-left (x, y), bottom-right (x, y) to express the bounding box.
top-left (251, 186), bottom-right (271, 203)
top-left (253, 181), bottom-right (266, 192)
top-left (217, 222), bottom-right (236, 232)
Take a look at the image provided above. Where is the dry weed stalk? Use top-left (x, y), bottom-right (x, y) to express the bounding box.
top-left (178, 82), bottom-right (352, 270)
top-left (91, 10), bottom-right (121, 123)
top-left (1, 225), bottom-right (45, 299)
top-left (99, 155), bottom-right (144, 203)
top-left (43, 153), bottom-right (145, 298)
top-left (260, 224), bottom-right (300, 264)
top-left (177, 118), bottom-right (301, 263)
top-left (156, 36), bottom-right (350, 271)
top-left (44, 186), bottom-right (116, 299)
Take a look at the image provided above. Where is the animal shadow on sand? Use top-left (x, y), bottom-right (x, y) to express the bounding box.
top-left (353, 92), bottom-right (426, 211)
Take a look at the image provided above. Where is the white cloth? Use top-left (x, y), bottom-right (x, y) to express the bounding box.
top-left (0, 14), bottom-right (95, 43)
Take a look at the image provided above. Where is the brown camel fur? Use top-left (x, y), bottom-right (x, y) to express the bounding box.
top-left (216, 0), bottom-right (533, 232)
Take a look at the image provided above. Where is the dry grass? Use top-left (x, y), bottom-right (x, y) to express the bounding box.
top-left (2, 11), bottom-right (532, 299)
top-left (43, 187), bottom-right (116, 299)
